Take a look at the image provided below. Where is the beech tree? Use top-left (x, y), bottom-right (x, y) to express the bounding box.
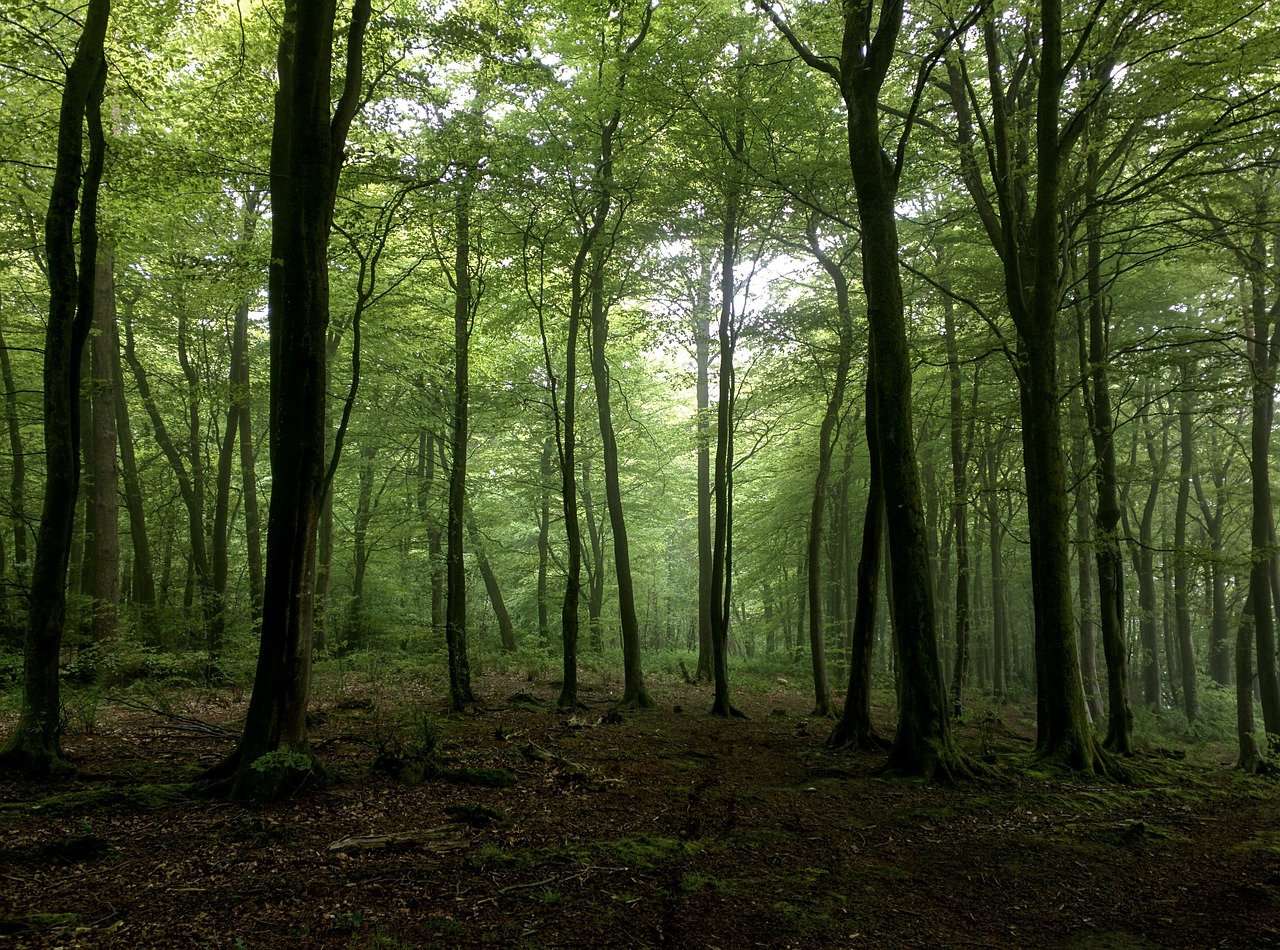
top-left (0, 0), bottom-right (110, 773)
top-left (204, 0), bottom-right (372, 801)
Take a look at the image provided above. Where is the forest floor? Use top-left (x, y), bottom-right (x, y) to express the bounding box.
top-left (1, 664), bottom-right (1279, 949)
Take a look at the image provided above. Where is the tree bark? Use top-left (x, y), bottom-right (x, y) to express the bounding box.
top-left (445, 186), bottom-right (476, 710)
top-left (803, 221), bottom-right (853, 718)
top-left (1, 0), bottom-right (110, 773)
top-left (1173, 368), bottom-right (1199, 721)
top-left (216, 0), bottom-right (371, 801)
top-left (0, 327), bottom-right (28, 594)
top-left (829, 357), bottom-right (888, 751)
top-left (85, 243), bottom-right (119, 645)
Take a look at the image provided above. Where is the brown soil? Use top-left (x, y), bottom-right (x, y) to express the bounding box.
top-left (1, 670), bottom-right (1278, 949)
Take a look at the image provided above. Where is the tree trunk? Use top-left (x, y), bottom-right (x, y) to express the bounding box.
top-left (694, 254), bottom-right (714, 682)
top-left (445, 187), bottom-right (476, 710)
top-left (537, 434), bottom-right (554, 645)
top-left (943, 289), bottom-right (972, 719)
top-left (111, 314), bottom-right (153, 609)
top-left (1173, 369), bottom-right (1199, 720)
top-left (803, 222), bottom-right (852, 718)
top-left (217, 0), bottom-right (371, 801)
top-left (589, 252), bottom-right (651, 707)
top-left (709, 186), bottom-right (740, 718)
top-left (232, 291), bottom-right (264, 627)
top-left (124, 304), bottom-right (222, 669)
top-left (467, 508), bottom-right (517, 653)
top-left (829, 358), bottom-right (888, 751)
top-left (0, 327), bottom-right (28, 594)
top-left (1, 0), bottom-right (109, 773)
top-left (1235, 589), bottom-right (1263, 772)
top-left (1076, 189), bottom-right (1133, 751)
top-left (85, 243), bottom-right (119, 645)
top-left (350, 440), bottom-right (378, 649)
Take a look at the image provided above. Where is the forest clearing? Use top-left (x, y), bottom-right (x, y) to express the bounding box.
top-left (2, 664), bottom-right (1278, 949)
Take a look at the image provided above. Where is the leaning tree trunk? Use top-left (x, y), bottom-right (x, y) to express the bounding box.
top-left (0, 0), bottom-right (109, 774)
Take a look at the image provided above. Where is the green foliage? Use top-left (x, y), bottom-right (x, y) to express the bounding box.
top-left (249, 750), bottom-right (314, 775)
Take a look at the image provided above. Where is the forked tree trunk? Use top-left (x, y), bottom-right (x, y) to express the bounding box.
top-left (214, 0), bottom-right (370, 802)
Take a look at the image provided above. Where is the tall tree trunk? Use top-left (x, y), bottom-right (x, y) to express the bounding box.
top-left (0, 327), bottom-right (29, 593)
top-left (1244, 224), bottom-right (1280, 736)
top-left (445, 187), bottom-right (476, 710)
top-left (709, 185), bottom-right (740, 718)
top-left (803, 221), bottom-right (852, 718)
top-left (215, 0), bottom-right (371, 801)
top-left (537, 434), bottom-right (554, 645)
top-left (1122, 405), bottom-right (1165, 712)
top-left (943, 289), bottom-right (972, 719)
top-left (1235, 589), bottom-right (1263, 772)
top-left (694, 254), bottom-right (714, 682)
top-left (1076, 185), bottom-right (1133, 751)
top-left (232, 291), bottom-right (264, 627)
top-left (985, 435), bottom-right (1010, 701)
top-left (124, 305), bottom-right (222, 669)
top-left (1173, 369), bottom-right (1199, 720)
top-left (581, 459), bottom-right (606, 653)
top-left (1195, 465), bottom-right (1232, 687)
top-left (350, 440), bottom-right (378, 649)
top-left (112, 315), bottom-right (153, 609)
top-left (85, 243), bottom-right (119, 645)
top-left (829, 357), bottom-right (888, 750)
top-left (763, 0), bottom-right (964, 776)
top-left (589, 253), bottom-right (651, 707)
top-left (1, 0), bottom-right (109, 773)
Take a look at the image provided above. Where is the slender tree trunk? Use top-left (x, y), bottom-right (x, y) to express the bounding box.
top-left (1174, 369), bottom-right (1199, 720)
top-left (1236, 589), bottom-right (1263, 772)
top-left (111, 316), bottom-right (153, 609)
top-left (445, 188), bottom-right (475, 710)
top-left (804, 222), bottom-right (852, 718)
top-left (694, 255), bottom-right (714, 682)
top-left (232, 292), bottom-right (264, 627)
top-left (1076, 200), bottom-right (1133, 751)
top-left (589, 252), bottom-right (651, 707)
top-left (537, 434), bottom-right (553, 645)
top-left (0, 327), bottom-right (28, 593)
top-left (943, 289), bottom-right (972, 719)
top-left (124, 306), bottom-right (222, 668)
top-left (581, 459), bottom-right (605, 653)
top-left (467, 508), bottom-right (517, 653)
top-left (85, 243), bottom-right (119, 645)
top-left (1, 0), bottom-right (109, 773)
top-left (709, 187), bottom-right (740, 718)
top-left (829, 357), bottom-right (888, 751)
top-left (349, 440), bottom-right (378, 649)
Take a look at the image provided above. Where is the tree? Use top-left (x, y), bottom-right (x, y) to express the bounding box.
top-left (0, 0), bottom-right (110, 773)
top-left (206, 0), bottom-right (372, 801)
top-left (761, 0), bottom-right (968, 779)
